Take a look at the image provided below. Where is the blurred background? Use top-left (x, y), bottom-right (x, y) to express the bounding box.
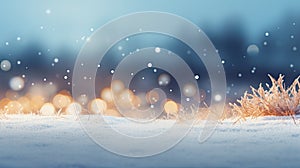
top-left (1, 0), bottom-right (300, 103)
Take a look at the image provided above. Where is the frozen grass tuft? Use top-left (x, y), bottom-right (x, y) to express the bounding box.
top-left (229, 74), bottom-right (300, 123)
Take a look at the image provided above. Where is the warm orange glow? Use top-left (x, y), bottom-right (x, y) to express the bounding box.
top-left (5, 90), bottom-right (20, 100)
top-left (146, 90), bottom-right (160, 104)
top-left (58, 90), bottom-right (72, 96)
top-left (117, 89), bottom-right (134, 109)
top-left (0, 81), bottom-right (196, 118)
top-left (29, 95), bottom-right (45, 113)
top-left (6, 101), bottom-right (23, 114)
top-left (132, 95), bottom-right (142, 108)
top-left (66, 102), bottom-right (82, 115)
top-left (101, 88), bottom-right (113, 103)
top-left (18, 97), bottom-right (32, 114)
top-left (111, 80), bottom-right (125, 94)
top-left (90, 98), bottom-right (107, 114)
top-left (164, 100), bottom-right (178, 114)
top-left (134, 93), bottom-right (149, 109)
top-left (0, 98), bottom-right (10, 110)
top-left (40, 103), bottom-right (56, 115)
top-left (119, 89), bottom-right (134, 101)
top-left (52, 94), bottom-right (72, 109)
top-left (27, 83), bottom-right (57, 99)
top-left (104, 109), bottom-right (121, 117)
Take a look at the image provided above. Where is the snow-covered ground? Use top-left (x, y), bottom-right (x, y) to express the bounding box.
top-left (0, 115), bottom-right (300, 168)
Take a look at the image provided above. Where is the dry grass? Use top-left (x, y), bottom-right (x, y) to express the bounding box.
top-left (229, 74), bottom-right (300, 123)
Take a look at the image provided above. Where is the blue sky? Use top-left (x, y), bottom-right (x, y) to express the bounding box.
top-left (0, 0), bottom-right (299, 49)
top-left (1, 0), bottom-right (300, 99)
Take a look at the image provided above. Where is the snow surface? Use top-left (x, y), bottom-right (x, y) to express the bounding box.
top-left (0, 115), bottom-right (300, 168)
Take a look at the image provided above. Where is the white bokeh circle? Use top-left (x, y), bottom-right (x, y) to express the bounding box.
top-left (72, 11), bottom-right (226, 157)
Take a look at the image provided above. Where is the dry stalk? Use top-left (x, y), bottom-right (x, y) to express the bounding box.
top-left (229, 74), bottom-right (300, 123)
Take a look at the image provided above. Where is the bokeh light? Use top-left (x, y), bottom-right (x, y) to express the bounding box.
top-left (90, 98), bottom-right (107, 114)
top-left (183, 83), bottom-right (197, 97)
top-left (164, 100), bottom-right (178, 115)
top-left (5, 101), bottom-right (23, 114)
top-left (18, 97), bottom-right (32, 114)
top-left (66, 102), bottom-right (82, 115)
top-left (111, 80), bottom-right (125, 94)
top-left (40, 103), bottom-right (56, 115)
top-left (247, 44), bottom-right (259, 56)
top-left (117, 89), bottom-right (134, 110)
top-left (29, 95), bottom-right (46, 113)
top-left (0, 98), bottom-right (10, 111)
top-left (158, 73), bottom-right (171, 86)
top-left (52, 94), bottom-right (72, 109)
top-left (9, 76), bottom-right (25, 91)
top-left (146, 90), bottom-right (160, 104)
top-left (0, 60), bottom-right (11, 71)
top-left (101, 88), bottom-right (113, 103)
top-left (77, 94), bottom-right (88, 106)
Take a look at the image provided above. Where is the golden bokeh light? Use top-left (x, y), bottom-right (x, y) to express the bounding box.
top-left (40, 103), bottom-right (56, 116)
top-left (146, 90), bottom-right (160, 104)
top-left (134, 93), bottom-right (149, 109)
top-left (164, 100), bottom-right (178, 115)
top-left (27, 83), bottom-right (57, 100)
top-left (0, 98), bottom-right (10, 110)
top-left (0, 78), bottom-right (197, 119)
top-left (18, 97), bottom-right (32, 114)
top-left (52, 94), bottom-right (72, 109)
top-left (29, 95), bottom-right (45, 113)
top-left (111, 80), bottom-right (125, 94)
top-left (132, 95), bottom-right (142, 108)
top-left (66, 102), bottom-right (82, 115)
top-left (117, 89), bottom-right (134, 110)
top-left (90, 98), bottom-right (107, 114)
top-left (6, 101), bottom-right (23, 114)
top-left (100, 88), bottom-right (113, 103)
top-left (119, 89), bottom-right (134, 101)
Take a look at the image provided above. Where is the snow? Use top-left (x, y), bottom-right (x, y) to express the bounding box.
top-left (0, 115), bottom-right (300, 167)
